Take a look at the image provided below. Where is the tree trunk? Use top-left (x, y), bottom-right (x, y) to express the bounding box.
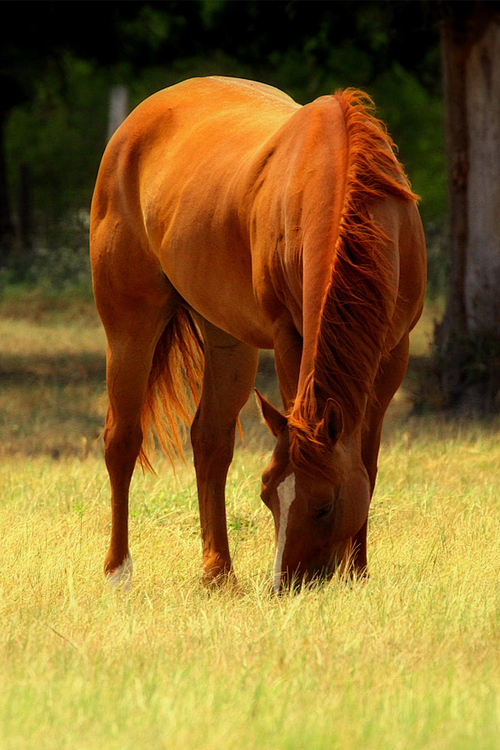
top-left (435, 2), bottom-right (500, 412)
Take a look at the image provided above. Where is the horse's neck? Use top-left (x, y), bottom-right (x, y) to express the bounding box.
top-left (239, 98), bottom-right (350, 402)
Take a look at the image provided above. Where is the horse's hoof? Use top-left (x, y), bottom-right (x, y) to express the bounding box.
top-left (202, 568), bottom-right (238, 590)
top-left (105, 553), bottom-right (133, 591)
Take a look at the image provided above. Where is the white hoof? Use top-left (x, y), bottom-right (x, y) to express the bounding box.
top-left (106, 553), bottom-right (133, 591)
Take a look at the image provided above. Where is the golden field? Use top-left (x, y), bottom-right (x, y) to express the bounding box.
top-left (1, 297), bottom-right (499, 749)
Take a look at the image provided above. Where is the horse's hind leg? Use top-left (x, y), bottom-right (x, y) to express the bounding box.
top-left (102, 300), bottom-right (173, 587)
top-left (93, 250), bottom-right (176, 586)
top-left (102, 298), bottom-right (176, 587)
top-left (190, 318), bottom-right (259, 584)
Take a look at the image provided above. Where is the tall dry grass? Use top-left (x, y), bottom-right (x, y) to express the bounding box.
top-left (1, 301), bottom-right (499, 749)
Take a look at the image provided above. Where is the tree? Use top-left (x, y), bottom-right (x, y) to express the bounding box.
top-left (0, 1), bottom-right (205, 268)
top-left (1, 1), bottom-right (444, 289)
top-left (434, 0), bottom-right (500, 412)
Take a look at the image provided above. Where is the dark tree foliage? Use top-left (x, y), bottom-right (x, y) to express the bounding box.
top-left (1, 1), bottom-right (442, 282)
top-left (201, 0), bottom-right (440, 90)
top-left (0, 2), bottom-right (205, 266)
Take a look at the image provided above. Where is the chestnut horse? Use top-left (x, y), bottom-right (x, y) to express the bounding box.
top-left (90, 77), bottom-right (426, 591)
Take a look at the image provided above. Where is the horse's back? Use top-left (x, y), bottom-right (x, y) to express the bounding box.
top-left (92, 76), bottom-right (298, 220)
top-left (100, 76), bottom-right (298, 183)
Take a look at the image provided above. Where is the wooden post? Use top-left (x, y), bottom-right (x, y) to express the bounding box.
top-left (107, 85), bottom-right (129, 142)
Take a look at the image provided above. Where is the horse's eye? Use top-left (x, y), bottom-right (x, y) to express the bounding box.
top-left (314, 504), bottom-right (332, 520)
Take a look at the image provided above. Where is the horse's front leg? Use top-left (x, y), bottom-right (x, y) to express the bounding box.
top-left (271, 312), bottom-right (303, 409)
top-left (358, 335), bottom-right (410, 577)
top-left (190, 318), bottom-right (259, 584)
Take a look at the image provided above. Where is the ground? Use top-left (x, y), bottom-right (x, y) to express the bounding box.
top-left (1, 294), bottom-right (499, 749)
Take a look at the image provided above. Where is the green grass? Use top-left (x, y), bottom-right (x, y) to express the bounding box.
top-left (2, 299), bottom-right (500, 749)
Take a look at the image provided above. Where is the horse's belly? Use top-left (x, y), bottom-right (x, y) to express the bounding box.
top-left (161, 250), bottom-right (274, 350)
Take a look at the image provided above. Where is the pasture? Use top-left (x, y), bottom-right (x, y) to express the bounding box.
top-left (1, 297), bottom-right (500, 749)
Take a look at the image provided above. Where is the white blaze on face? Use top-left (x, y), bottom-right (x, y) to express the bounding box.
top-left (273, 473), bottom-right (296, 593)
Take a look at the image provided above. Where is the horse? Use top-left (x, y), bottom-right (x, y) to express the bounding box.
top-left (90, 76), bottom-right (426, 592)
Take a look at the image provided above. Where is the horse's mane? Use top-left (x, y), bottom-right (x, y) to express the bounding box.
top-left (288, 89), bottom-right (418, 480)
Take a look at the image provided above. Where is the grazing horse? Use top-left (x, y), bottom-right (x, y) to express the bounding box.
top-left (90, 77), bottom-right (426, 591)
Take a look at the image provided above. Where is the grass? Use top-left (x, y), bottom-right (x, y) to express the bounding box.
top-left (1, 297), bottom-right (500, 749)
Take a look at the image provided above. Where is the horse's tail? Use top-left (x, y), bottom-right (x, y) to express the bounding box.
top-left (138, 308), bottom-right (204, 472)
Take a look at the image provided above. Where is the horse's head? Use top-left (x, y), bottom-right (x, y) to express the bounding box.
top-left (256, 390), bottom-right (371, 592)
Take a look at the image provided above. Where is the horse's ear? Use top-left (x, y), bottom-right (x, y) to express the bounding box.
top-left (254, 389), bottom-right (287, 437)
top-left (320, 398), bottom-right (343, 442)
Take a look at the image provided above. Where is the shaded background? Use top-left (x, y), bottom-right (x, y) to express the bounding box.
top-left (0, 0), bottom-right (449, 460)
top-left (0, 0), bottom-right (446, 296)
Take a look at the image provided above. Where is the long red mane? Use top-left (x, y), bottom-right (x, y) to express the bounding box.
top-left (288, 89), bottom-right (418, 479)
